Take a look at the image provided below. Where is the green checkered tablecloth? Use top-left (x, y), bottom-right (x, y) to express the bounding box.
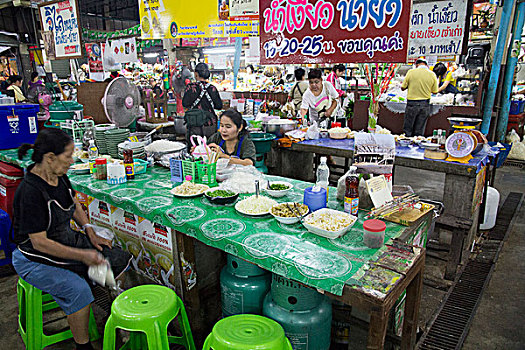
top-left (68, 167), bottom-right (416, 296)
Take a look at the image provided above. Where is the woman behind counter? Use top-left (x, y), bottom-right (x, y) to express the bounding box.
top-left (12, 129), bottom-right (131, 350)
top-left (433, 62), bottom-right (459, 94)
top-left (207, 109), bottom-right (256, 166)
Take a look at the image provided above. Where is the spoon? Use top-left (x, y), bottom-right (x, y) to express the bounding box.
top-left (255, 180), bottom-right (260, 198)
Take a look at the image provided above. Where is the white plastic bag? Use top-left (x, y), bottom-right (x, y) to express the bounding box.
top-left (306, 122), bottom-right (320, 140)
top-left (506, 129), bottom-right (521, 144)
top-left (88, 259), bottom-right (116, 288)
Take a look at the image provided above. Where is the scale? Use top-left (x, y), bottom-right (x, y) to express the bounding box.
top-left (444, 117), bottom-right (483, 163)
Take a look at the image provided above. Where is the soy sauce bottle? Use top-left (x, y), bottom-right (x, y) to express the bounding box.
top-left (123, 149), bottom-right (135, 180)
top-left (344, 166), bottom-right (359, 217)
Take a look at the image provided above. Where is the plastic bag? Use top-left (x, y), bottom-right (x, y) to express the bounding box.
top-left (337, 169), bottom-right (352, 201)
top-left (220, 165), bottom-right (268, 193)
top-left (88, 259), bottom-right (117, 288)
top-left (508, 141), bottom-right (525, 160)
top-left (84, 223), bottom-right (114, 241)
top-left (306, 122), bottom-right (320, 140)
top-left (506, 129), bottom-right (521, 144)
top-left (191, 135), bottom-right (212, 162)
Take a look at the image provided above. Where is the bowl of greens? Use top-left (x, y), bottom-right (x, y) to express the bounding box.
top-left (264, 181), bottom-right (293, 198)
top-left (204, 188), bottom-right (239, 205)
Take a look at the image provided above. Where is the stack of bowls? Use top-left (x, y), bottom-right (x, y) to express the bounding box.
top-left (118, 141), bottom-right (146, 160)
top-left (105, 128), bottom-right (130, 159)
top-left (94, 124), bottom-right (116, 155)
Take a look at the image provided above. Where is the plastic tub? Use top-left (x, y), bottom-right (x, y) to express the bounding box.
top-left (303, 187), bottom-right (327, 212)
top-left (363, 219), bottom-right (386, 249)
top-left (0, 104), bottom-right (40, 150)
top-left (480, 186), bottom-right (499, 230)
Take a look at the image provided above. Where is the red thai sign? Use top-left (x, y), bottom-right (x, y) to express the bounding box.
top-left (259, 0), bottom-right (411, 64)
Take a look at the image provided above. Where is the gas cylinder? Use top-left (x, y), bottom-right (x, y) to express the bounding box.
top-left (220, 254), bottom-right (271, 317)
top-left (263, 274), bottom-right (332, 350)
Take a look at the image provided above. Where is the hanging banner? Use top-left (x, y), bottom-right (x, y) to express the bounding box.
top-left (139, 0), bottom-right (259, 39)
top-left (38, 0), bottom-right (82, 59)
top-left (259, 0), bottom-right (411, 64)
top-left (108, 37), bottom-right (138, 63)
top-left (85, 43), bottom-right (103, 73)
top-left (408, 0), bottom-right (468, 58)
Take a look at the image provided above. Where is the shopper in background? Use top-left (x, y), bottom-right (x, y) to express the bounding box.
top-left (326, 64), bottom-right (347, 118)
top-left (28, 72), bottom-right (43, 90)
top-left (288, 68), bottom-right (309, 114)
top-left (183, 62), bottom-right (223, 144)
top-left (401, 58), bottom-right (438, 136)
top-left (300, 68), bottom-right (339, 127)
top-left (149, 77), bottom-right (163, 98)
top-left (433, 62), bottom-right (459, 94)
top-left (7, 75), bottom-right (26, 103)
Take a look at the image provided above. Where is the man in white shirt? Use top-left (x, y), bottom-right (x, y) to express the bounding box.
top-left (300, 68), bottom-right (339, 126)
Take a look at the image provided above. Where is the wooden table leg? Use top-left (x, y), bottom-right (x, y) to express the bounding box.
top-left (367, 309), bottom-right (389, 350)
top-left (401, 257), bottom-right (424, 350)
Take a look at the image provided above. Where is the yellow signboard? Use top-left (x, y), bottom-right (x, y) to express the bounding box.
top-left (139, 0), bottom-right (259, 39)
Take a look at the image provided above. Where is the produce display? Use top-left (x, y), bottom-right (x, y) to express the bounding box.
top-left (304, 210), bottom-right (356, 232)
top-left (271, 203), bottom-right (308, 218)
top-left (170, 181), bottom-right (209, 196)
top-left (235, 195), bottom-right (277, 216)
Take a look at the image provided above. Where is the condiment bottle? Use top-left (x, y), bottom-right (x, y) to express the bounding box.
top-left (88, 140), bottom-right (99, 174)
top-left (95, 158), bottom-right (107, 180)
top-left (316, 156), bottom-right (330, 198)
top-left (344, 166), bottom-right (359, 217)
top-left (123, 149), bottom-right (135, 180)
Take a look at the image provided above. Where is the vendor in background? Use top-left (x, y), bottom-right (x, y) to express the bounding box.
top-left (288, 68), bottom-right (309, 114)
top-left (433, 63), bottom-right (459, 94)
top-left (401, 58), bottom-right (438, 136)
top-left (207, 109), bottom-right (256, 166)
top-left (326, 64), bottom-right (347, 118)
top-left (7, 75), bottom-right (26, 102)
top-left (28, 72), bottom-right (44, 90)
top-left (183, 62), bottom-right (223, 142)
top-left (300, 68), bottom-right (339, 127)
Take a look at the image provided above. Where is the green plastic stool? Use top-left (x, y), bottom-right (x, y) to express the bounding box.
top-left (17, 278), bottom-right (100, 350)
top-left (103, 284), bottom-right (196, 350)
top-left (203, 314), bottom-right (293, 350)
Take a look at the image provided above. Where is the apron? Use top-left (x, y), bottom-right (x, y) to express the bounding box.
top-left (18, 175), bottom-right (131, 279)
top-left (219, 135), bottom-right (244, 158)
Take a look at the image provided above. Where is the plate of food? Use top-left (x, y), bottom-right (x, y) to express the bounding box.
top-left (235, 195), bottom-right (278, 216)
top-left (270, 202), bottom-right (309, 224)
top-left (302, 208), bottom-right (357, 239)
top-left (170, 181), bottom-right (209, 197)
top-left (70, 163), bottom-right (90, 174)
top-left (329, 127), bottom-right (350, 139)
top-left (265, 181), bottom-right (293, 198)
top-left (204, 188), bottom-right (239, 205)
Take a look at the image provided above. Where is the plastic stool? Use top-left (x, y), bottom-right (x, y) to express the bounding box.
top-left (103, 284), bottom-right (196, 350)
top-left (203, 314), bottom-right (293, 350)
top-left (17, 278), bottom-right (100, 350)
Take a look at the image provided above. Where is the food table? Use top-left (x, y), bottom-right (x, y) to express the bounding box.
top-left (270, 138), bottom-right (490, 278)
top-left (0, 149), bottom-right (430, 349)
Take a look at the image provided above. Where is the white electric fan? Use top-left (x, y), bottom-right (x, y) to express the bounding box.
top-left (101, 77), bottom-right (141, 127)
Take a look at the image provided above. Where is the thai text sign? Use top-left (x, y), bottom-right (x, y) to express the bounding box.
top-left (260, 0), bottom-right (411, 64)
top-left (139, 0), bottom-right (259, 39)
top-left (408, 0), bottom-right (468, 58)
top-left (39, 0), bottom-right (81, 59)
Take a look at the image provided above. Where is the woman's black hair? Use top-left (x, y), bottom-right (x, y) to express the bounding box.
top-left (308, 68), bottom-right (323, 80)
top-left (9, 75), bottom-right (22, 84)
top-left (195, 62), bottom-right (210, 80)
top-left (30, 72), bottom-right (39, 81)
top-left (18, 128), bottom-right (73, 163)
top-left (432, 63), bottom-right (447, 78)
top-left (333, 64), bottom-right (345, 72)
top-left (220, 109), bottom-right (248, 137)
top-left (246, 64), bottom-right (255, 73)
top-left (294, 68), bottom-right (306, 81)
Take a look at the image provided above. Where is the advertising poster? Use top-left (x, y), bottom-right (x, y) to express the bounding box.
top-left (139, 0), bottom-right (259, 39)
top-left (353, 132), bottom-right (395, 175)
top-left (408, 0), bottom-right (468, 58)
top-left (259, 0), bottom-right (411, 64)
top-left (39, 0), bottom-right (82, 59)
top-left (85, 43), bottom-right (103, 73)
top-left (230, 0), bottom-right (259, 21)
top-left (108, 37), bottom-right (138, 64)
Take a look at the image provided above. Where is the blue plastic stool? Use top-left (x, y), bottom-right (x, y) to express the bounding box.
top-left (0, 209), bottom-right (15, 266)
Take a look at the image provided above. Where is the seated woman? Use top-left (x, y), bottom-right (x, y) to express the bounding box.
top-left (7, 75), bottom-right (26, 103)
top-left (207, 109), bottom-right (256, 166)
top-left (12, 129), bottom-right (131, 350)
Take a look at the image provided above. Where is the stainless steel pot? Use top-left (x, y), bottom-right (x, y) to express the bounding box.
top-left (174, 115), bottom-right (187, 135)
top-left (263, 120), bottom-right (298, 138)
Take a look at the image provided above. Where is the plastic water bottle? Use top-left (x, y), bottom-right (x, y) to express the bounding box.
top-left (316, 156), bottom-right (330, 197)
top-left (88, 140), bottom-right (99, 175)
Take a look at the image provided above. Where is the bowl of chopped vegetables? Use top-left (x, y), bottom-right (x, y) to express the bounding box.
top-left (271, 202), bottom-right (309, 224)
top-left (264, 181), bottom-right (293, 198)
top-left (204, 188), bottom-right (239, 205)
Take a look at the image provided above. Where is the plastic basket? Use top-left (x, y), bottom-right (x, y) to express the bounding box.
top-left (196, 162), bottom-right (217, 186)
top-left (510, 100), bottom-right (525, 115)
top-left (134, 159), bottom-right (148, 175)
top-left (60, 119), bottom-right (95, 143)
top-left (170, 159), bottom-right (197, 183)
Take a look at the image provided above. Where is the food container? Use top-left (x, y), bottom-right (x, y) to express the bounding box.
top-left (420, 142), bottom-right (440, 151)
top-left (302, 208), bottom-right (357, 239)
top-left (204, 188), bottom-right (239, 205)
top-left (398, 139), bottom-right (411, 147)
top-left (263, 120), bottom-right (298, 138)
top-left (270, 202), bottom-right (309, 224)
top-left (329, 130), bottom-right (348, 139)
top-left (363, 219), bottom-right (386, 249)
top-left (264, 181), bottom-right (293, 198)
top-left (94, 158), bottom-right (107, 180)
top-left (107, 162), bottom-right (127, 185)
top-left (303, 187), bottom-right (327, 212)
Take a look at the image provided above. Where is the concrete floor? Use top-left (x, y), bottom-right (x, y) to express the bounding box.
top-left (0, 166), bottom-right (523, 349)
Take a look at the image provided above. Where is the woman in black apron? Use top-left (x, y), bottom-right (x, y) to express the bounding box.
top-left (207, 109), bottom-right (256, 166)
top-left (12, 129), bottom-right (131, 350)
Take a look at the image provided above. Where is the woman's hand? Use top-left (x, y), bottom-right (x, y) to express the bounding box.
top-left (82, 250), bottom-right (105, 266)
top-left (86, 227), bottom-right (112, 251)
top-left (208, 143), bottom-right (228, 158)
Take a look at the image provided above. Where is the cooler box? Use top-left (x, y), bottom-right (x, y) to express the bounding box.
top-left (510, 100), bottom-right (525, 115)
top-left (0, 161), bottom-right (24, 219)
top-left (0, 104), bottom-right (40, 150)
top-left (0, 208), bottom-right (15, 267)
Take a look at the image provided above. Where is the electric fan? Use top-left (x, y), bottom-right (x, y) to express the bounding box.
top-left (101, 77), bottom-right (141, 128)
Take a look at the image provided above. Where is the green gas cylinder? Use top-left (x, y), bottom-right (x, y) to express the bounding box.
top-left (220, 254), bottom-right (271, 317)
top-left (263, 274), bottom-right (332, 350)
